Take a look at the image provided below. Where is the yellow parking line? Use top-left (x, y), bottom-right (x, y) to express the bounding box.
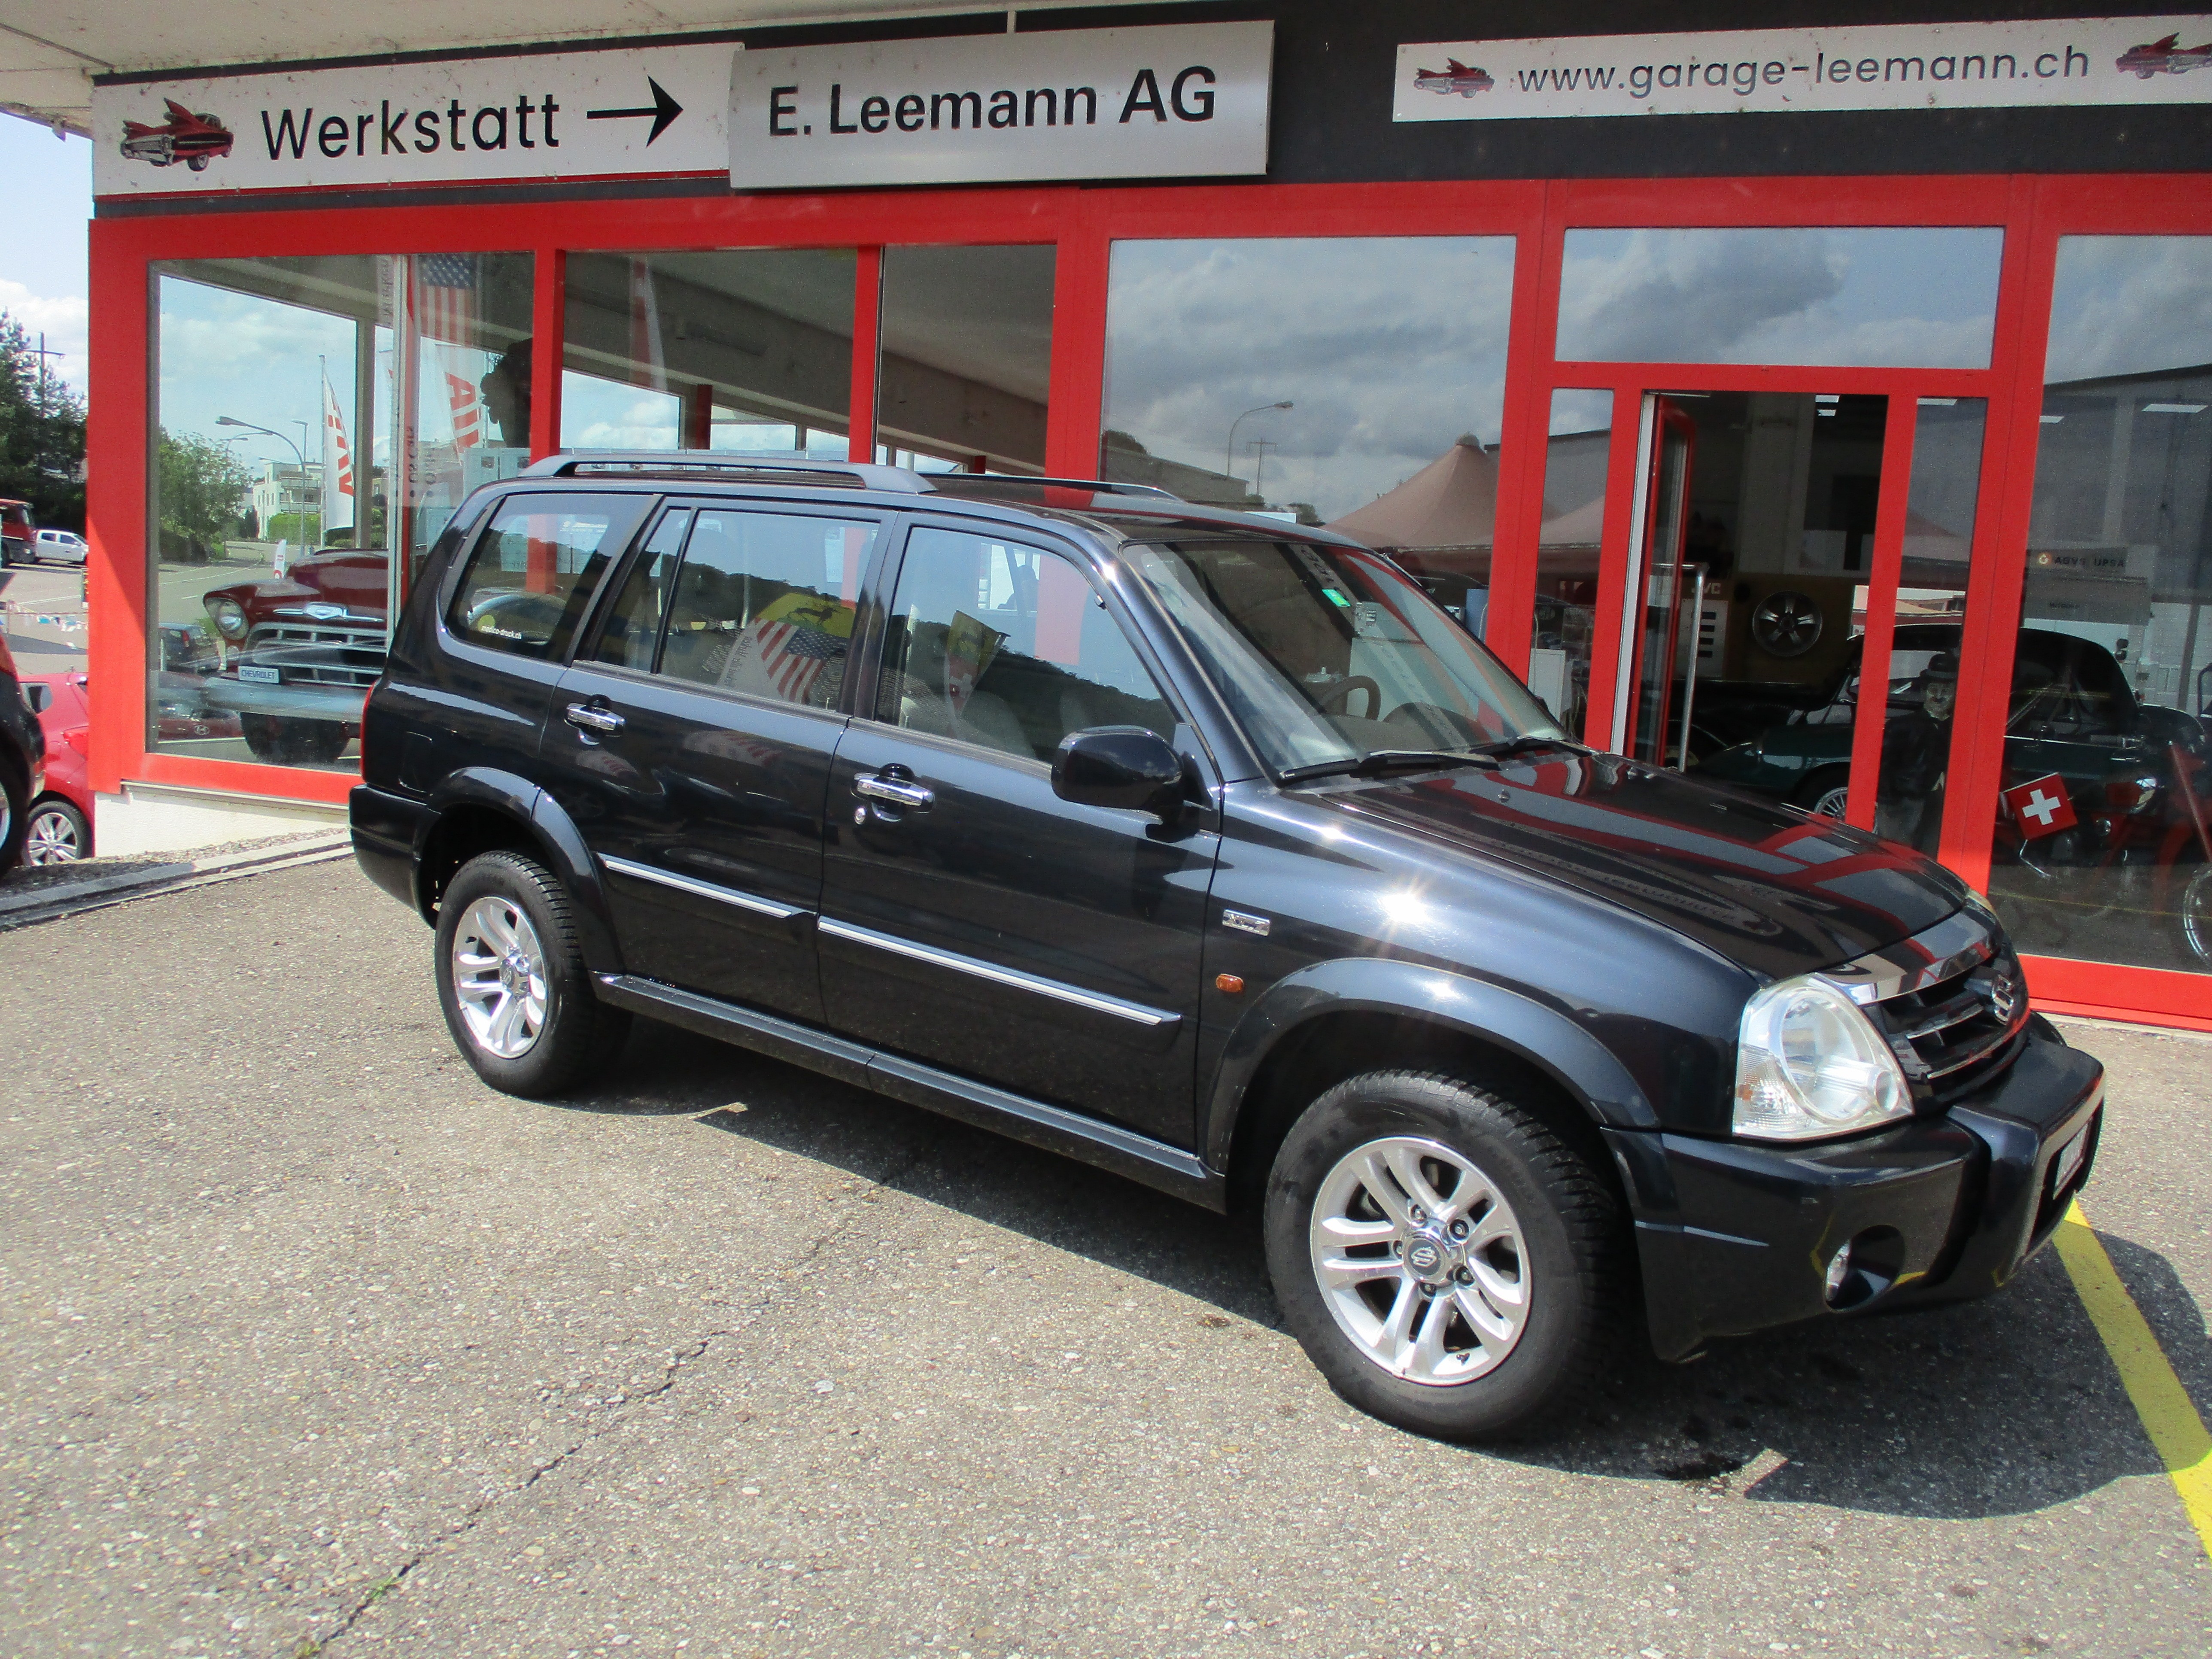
top-left (2052, 1198), bottom-right (2212, 1561)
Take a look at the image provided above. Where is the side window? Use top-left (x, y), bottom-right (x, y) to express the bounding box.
top-left (875, 526), bottom-right (1176, 761)
top-left (657, 510), bottom-right (876, 708)
top-left (590, 508), bottom-right (690, 672)
top-left (447, 493), bottom-right (642, 659)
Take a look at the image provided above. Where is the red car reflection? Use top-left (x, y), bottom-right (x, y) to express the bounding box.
top-left (202, 550), bottom-right (386, 766)
top-left (2116, 34), bottom-right (2212, 78)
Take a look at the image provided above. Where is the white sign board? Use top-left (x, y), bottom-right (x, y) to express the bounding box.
top-left (1395, 16), bottom-right (2212, 122)
top-left (92, 45), bottom-right (730, 196)
top-left (730, 21), bottom-right (1273, 189)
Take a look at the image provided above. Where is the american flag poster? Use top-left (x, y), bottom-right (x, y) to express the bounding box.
top-left (412, 253), bottom-right (478, 347)
top-left (719, 594), bottom-right (854, 705)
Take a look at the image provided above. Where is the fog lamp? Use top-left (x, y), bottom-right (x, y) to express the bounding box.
top-left (1823, 1242), bottom-right (1854, 1305)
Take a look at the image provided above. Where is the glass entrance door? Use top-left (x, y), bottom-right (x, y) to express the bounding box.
top-left (1602, 389), bottom-right (1909, 827)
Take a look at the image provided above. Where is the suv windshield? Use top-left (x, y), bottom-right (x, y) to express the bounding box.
top-left (1126, 536), bottom-right (1568, 777)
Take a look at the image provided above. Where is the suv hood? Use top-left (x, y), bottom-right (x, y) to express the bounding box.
top-left (1327, 750), bottom-right (1961, 981)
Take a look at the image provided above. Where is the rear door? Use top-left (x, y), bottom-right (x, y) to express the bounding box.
top-left (816, 520), bottom-right (1219, 1144)
top-left (537, 498), bottom-right (886, 1022)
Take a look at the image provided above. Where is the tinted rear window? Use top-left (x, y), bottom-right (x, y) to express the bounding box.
top-left (447, 494), bottom-right (645, 660)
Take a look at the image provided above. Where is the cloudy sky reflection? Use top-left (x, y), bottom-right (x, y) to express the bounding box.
top-left (1558, 226), bottom-right (2002, 370)
top-left (1102, 237), bottom-right (1515, 523)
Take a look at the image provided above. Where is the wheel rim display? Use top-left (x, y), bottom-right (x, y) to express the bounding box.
top-left (1307, 1134), bottom-right (1531, 1387)
top-left (451, 896), bottom-right (550, 1059)
top-left (1813, 786), bottom-right (1851, 820)
top-left (24, 806), bottom-right (82, 863)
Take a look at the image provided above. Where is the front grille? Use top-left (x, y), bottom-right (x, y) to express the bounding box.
top-left (1865, 945), bottom-right (2030, 1105)
top-left (237, 621), bottom-right (386, 688)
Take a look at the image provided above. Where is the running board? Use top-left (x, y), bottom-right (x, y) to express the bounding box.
top-left (594, 974), bottom-right (1225, 1209)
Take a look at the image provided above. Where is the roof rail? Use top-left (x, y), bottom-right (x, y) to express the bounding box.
top-left (519, 451), bottom-right (932, 492)
top-left (920, 472), bottom-right (1182, 501)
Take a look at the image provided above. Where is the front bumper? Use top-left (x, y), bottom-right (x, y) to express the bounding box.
top-left (1610, 1015), bottom-right (2104, 1362)
top-left (206, 675), bottom-right (369, 723)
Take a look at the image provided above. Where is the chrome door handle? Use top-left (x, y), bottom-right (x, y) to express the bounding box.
top-left (853, 772), bottom-right (934, 810)
top-left (564, 702), bottom-right (625, 735)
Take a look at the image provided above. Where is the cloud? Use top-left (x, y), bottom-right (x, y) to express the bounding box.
top-left (1556, 228), bottom-right (1998, 371)
top-left (2045, 236), bottom-right (2212, 384)
top-left (1102, 237), bottom-right (1515, 520)
top-left (0, 279), bottom-right (88, 389)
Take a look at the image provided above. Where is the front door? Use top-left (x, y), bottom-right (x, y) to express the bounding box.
top-left (536, 498), bottom-right (885, 1021)
top-left (818, 521), bottom-right (1218, 1145)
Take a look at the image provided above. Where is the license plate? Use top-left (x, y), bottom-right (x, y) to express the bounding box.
top-left (2048, 1123), bottom-right (2090, 1196)
top-left (236, 665), bottom-right (281, 684)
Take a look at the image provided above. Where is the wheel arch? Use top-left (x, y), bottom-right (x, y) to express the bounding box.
top-left (416, 768), bottom-right (624, 973)
top-left (1204, 960), bottom-right (1656, 1215)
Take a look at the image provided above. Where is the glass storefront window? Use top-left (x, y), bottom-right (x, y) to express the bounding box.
top-left (1556, 227), bottom-right (2003, 369)
top-left (401, 252), bottom-right (534, 580)
top-left (877, 246), bottom-right (1054, 474)
top-left (1530, 389), bottom-right (1613, 733)
top-left (1097, 237), bottom-right (1518, 607)
top-left (150, 251), bottom-right (529, 773)
top-left (1870, 397), bottom-right (1987, 853)
top-left (559, 250), bottom-right (856, 459)
top-left (1985, 235), bottom-right (2212, 976)
top-left (153, 255), bottom-right (393, 771)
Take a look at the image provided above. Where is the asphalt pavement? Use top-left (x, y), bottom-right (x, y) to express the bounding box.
top-left (2, 859), bottom-right (2208, 1658)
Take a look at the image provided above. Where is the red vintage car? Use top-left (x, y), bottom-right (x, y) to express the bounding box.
top-left (119, 100), bottom-right (234, 171)
top-left (0, 499), bottom-right (33, 566)
top-left (202, 549), bottom-right (388, 766)
top-left (19, 672), bottom-right (92, 863)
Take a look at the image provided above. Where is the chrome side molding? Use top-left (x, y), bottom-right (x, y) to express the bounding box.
top-left (817, 916), bottom-right (1180, 1028)
top-left (600, 855), bottom-right (802, 920)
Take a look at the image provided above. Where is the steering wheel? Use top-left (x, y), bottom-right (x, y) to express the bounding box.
top-left (1317, 676), bottom-right (1382, 720)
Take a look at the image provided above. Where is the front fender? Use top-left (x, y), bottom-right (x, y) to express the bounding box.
top-left (1200, 957), bottom-right (1659, 1171)
top-left (422, 766), bottom-right (625, 975)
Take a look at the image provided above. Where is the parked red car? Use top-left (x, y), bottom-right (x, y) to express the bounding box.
top-left (19, 672), bottom-right (92, 863)
top-left (202, 549), bottom-right (386, 765)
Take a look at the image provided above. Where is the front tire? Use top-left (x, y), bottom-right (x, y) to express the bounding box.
top-left (23, 798), bottom-right (88, 864)
top-left (0, 766), bottom-right (25, 875)
top-left (1264, 1070), bottom-right (1624, 1440)
top-left (433, 851), bottom-right (630, 1098)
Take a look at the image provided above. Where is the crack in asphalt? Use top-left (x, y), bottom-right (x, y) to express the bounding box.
top-left (313, 1126), bottom-right (933, 1653)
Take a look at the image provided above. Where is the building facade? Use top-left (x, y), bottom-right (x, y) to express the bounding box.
top-left (83, 3), bottom-right (2212, 1027)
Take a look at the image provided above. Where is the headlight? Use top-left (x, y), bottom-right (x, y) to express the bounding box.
top-left (1733, 974), bottom-right (1910, 1142)
top-left (207, 597), bottom-right (249, 641)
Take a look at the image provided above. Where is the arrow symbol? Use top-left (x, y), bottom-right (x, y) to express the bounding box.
top-left (586, 77), bottom-right (684, 145)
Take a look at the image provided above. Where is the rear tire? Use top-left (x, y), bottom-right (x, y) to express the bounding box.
top-left (1264, 1069), bottom-right (1625, 1441)
top-left (433, 851), bottom-right (630, 1098)
top-left (240, 714), bottom-right (349, 766)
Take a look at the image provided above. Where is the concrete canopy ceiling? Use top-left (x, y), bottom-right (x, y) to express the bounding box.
top-left (0, 1), bottom-right (1177, 135)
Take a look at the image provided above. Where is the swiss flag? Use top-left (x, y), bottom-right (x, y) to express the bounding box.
top-left (2002, 773), bottom-right (2078, 840)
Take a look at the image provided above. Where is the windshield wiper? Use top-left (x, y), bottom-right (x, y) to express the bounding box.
top-left (1277, 749), bottom-right (1501, 784)
top-left (1468, 734), bottom-right (1585, 762)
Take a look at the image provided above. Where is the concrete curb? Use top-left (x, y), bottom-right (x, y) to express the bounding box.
top-left (0, 830), bottom-right (355, 930)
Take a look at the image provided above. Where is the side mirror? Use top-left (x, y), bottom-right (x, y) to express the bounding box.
top-left (1052, 726), bottom-right (1185, 817)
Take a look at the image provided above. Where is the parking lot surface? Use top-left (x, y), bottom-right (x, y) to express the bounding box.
top-left (3, 860), bottom-right (2209, 1658)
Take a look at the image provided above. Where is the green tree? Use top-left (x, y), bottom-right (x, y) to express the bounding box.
top-left (0, 310), bottom-right (87, 530)
top-left (156, 428), bottom-right (253, 555)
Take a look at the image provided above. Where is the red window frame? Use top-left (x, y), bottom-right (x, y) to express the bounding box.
top-left (83, 172), bottom-right (2212, 1028)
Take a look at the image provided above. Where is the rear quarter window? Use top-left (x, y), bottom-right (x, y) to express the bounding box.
top-left (446, 493), bottom-right (645, 660)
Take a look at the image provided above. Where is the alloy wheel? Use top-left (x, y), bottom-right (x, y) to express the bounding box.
top-left (450, 895), bottom-right (550, 1059)
top-left (2182, 867), bottom-right (2212, 965)
top-left (23, 805), bottom-right (83, 863)
top-left (1811, 784), bottom-right (1851, 820)
top-left (1307, 1134), bottom-right (1531, 1386)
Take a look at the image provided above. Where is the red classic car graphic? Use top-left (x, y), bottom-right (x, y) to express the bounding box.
top-left (1413, 59), bottom-right (1496, 97)
top-left (2116, 33), bottom-right (2212, 78)
top-left (120, 100), bottom-right (234, 171)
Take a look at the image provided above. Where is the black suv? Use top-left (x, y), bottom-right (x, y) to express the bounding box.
top-left (352, 454), bottom-right (2105, 1440)
top-left (0, 634), bottom-right (48, 875)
